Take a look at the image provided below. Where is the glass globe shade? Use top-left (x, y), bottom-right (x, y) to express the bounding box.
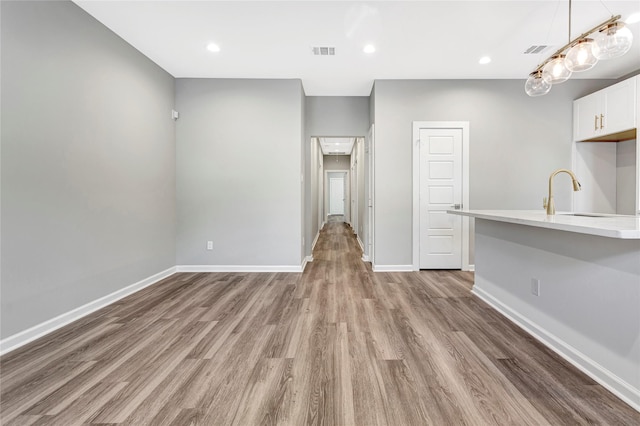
top-left (565, 39), bottom-right (598, 72)
top-left (525, 71), bottom-right (552, 97)
top-left (593, 22), bottom-right (634, 59)
top-left (542, 55), bottom-right (572, 84)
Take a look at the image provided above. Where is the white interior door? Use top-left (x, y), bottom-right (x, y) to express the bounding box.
top-left (419, 128), bottom-right (462, 269)
top-left (329, 176), bottom-right (345, 215)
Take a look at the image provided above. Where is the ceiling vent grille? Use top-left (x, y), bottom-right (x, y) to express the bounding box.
top-left (523, 45), bottom-right (552, 54)
top-left (312, 46), bottom-right (335, 56)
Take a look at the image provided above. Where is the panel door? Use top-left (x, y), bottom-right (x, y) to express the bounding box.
top-left (419, 128), bottom-right (462, 269)
top-left (329, 177), bottom-right (345, 215)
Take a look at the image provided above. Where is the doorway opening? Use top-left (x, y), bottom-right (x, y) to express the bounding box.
top-left (309, 136), bottom-right (370, 261)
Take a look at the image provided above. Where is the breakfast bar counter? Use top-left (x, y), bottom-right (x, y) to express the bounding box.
top-left (448, 209), bottom-right (640, 239)
top-left (447, 209), bottom-right (640, 410)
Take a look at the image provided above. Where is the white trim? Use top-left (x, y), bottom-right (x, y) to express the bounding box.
top-left (176, 265), bottom-right (303, 273)
top-left (368, 124), bottom-right (375, 265)
top-left (302, 256), bottom-right (313, 271)
top-left (356, 236), bottom-right (365, 252)
top-left (372, 265), bottom-right (413, 272)
top-left (412, 121), bottom-right (470, 271)
top-left (473, 287), bottom-right (640, 412)
top-left (311, 229), bottom-right (321, 251)
top-left (0, 266), bottom-right (176, 356)
top-left (361, 255), bottom-right (371, 262)
top-left (467, 264), bottom-right (475, 272)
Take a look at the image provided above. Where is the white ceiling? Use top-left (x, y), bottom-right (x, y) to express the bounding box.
top-left (319, 137), bottom-right (356, 155)
top-left (73, 1), bottom-right (640, 96)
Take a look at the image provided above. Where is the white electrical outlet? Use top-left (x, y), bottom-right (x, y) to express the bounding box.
top-left (531, 278), bottom-right (540, 296)
top-left (207, 241), bottom-right (213, 250)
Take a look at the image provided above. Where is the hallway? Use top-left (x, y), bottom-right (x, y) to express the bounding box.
top-left (1, 222), bottom-right (638, 425)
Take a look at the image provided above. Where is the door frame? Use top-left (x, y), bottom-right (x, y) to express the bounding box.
top-left (325, 169), bottom-right (349, 221)
top-left (317, 143), bottom-right (324, 231)
top-left (412, 121), bottom-right (470, 271)
top-left (350, 152), bottom-right (358, 235)
top-left (365, 124), bottom-right (375, 264)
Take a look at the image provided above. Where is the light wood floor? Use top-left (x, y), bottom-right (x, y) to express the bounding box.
top-left (1, 221), bottom-right (638, 425)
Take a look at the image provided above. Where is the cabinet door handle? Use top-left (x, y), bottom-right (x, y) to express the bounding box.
top-left (594, 115), bottom-right (599, 131)
top-left (600, 114), bottom-right (604, 129)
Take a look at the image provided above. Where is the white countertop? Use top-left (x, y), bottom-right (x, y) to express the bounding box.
top-left (448, 210), bottom-right (640, 239)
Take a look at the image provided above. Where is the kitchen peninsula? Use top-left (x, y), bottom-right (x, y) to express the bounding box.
top-left (449, 210), bottom-right (640, 410)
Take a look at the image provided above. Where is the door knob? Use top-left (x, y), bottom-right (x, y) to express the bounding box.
top-left (451, 204), bottom-right (462, 209)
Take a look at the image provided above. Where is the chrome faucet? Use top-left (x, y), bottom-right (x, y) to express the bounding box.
top-left (543, 169), bottom-right (581, 215)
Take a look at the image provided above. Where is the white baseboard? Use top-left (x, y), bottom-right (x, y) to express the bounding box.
top-left (176, 265), bottom-right (303, 273)
top-left (311, 230), bottom-right (321, 251)
top-left (0, 266), bottom-right (177, 356)
top-left (466, 264), bottom-right (475, 272)
top-left (372, 265), bottom-right (413, 272)
top-left (473, 286), bottom-right (640, 412)
top-left (356, 236), bottom-right (365, 252)
top-left (302, 256), bottom-right (313, 271)
top-left (361, 254), bottom-right (371, 262)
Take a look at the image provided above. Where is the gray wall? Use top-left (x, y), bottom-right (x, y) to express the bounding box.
top-left (309, 138), bottom-right (323, 251)
top-left (1, 1), bottom-right (176, 338)
top-left (372, 79), bottom-right (617, 267)
top-left (617, 139), bottom-right (637, 215)
top-left (300, 87), bottom-right (307, 262)
top-left (323, 155), bottom-right (351, 170)
top-left (306, 96), bottom-right (371, 137)
top-left (304, 96), bottom-right (370, 256)
top-left (176, 79), bottom-right (304, 267)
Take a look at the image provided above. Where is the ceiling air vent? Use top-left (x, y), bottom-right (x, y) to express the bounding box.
top-left (312, 46), bottom-right (335, 56)
top-left (523, 45), bottom-right (552, 55)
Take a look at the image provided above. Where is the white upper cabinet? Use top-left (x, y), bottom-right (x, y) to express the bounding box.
top-left (573, 77), bottom-right (637, 142)
top-left (574, 91), bottom-right (601, 141)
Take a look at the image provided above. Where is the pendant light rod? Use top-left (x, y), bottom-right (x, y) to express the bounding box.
top-left (568, 0), bottom-right (571, 45)
top-left (534, 14), bottom-right (621, 73)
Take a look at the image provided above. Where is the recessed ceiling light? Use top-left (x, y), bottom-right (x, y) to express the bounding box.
top-left (479, 56), bottom-right (491, 65)
top-left (626, 12), bottom-right (640, 24)
top-left (363, 44), bottom-right (376, 54)
top-left (207, 43), bottom-right (221, 53)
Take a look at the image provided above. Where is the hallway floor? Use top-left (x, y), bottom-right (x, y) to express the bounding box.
top-left (1, 222), bottom-right (638, 425)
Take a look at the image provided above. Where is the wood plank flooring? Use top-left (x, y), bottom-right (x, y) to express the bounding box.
top-left (1, 221), bottom-right (638, 425)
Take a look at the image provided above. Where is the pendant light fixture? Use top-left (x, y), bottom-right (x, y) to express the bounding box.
top-left (565, 39), bottom-right (598, 71)
top-left (592, 21), bottom-right (634, 59)
top-left (525, 0), bottom-right (633, 96)
top-left (542, 55), bottom-right (572, 83)
top-left (525, 70), bottom-right (552, 97)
